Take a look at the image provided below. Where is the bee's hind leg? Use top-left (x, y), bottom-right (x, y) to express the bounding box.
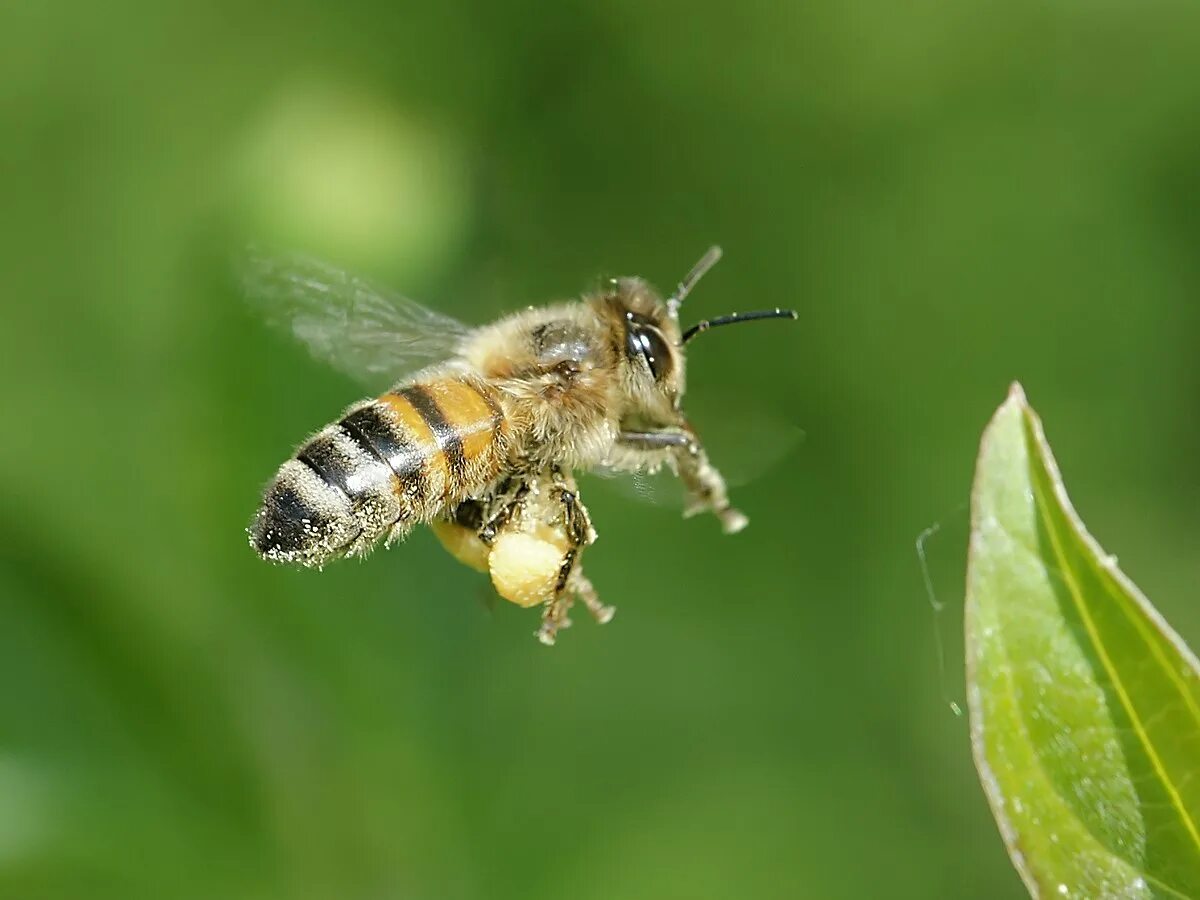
top-left (536, 470), bottom-right (613, 645)
top-left (617, 429), bottom-right (748, 534)
top-left (571, 570), bottom-right (614, 625)
top-left (537, 558), bottom-right (575, 646)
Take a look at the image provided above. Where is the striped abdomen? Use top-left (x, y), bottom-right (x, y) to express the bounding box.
top-left (250, 375), bottom-right (510, 567)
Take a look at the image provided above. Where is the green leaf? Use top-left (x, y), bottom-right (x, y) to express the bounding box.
top-left (966, 383), bottom-right (1200, 899)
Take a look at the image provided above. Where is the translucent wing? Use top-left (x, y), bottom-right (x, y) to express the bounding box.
top-left (582, 466), bottom-right (687, 508)
top-left (585, 404), bottom-right (805, 508)
top-left (242, 249), bottom-right (473, 388)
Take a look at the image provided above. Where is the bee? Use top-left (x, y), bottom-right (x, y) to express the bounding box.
top-left (246, 247), bottom-right (796, 644)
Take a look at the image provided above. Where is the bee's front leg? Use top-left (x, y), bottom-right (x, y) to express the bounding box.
top-left (617, 429), bottom-right (748, 534)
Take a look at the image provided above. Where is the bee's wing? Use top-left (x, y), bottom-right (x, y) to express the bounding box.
top-left (585, 404), bottom-right (804, 508)
top-left (242, 250), bottom-right (473, 388)
top-left (583, 466), bottom-right (686, 507)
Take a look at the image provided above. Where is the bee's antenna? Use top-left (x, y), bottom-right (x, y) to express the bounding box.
top-left (681, 308), bottom-right (799, 344)
top-left (667, 245), bottom-right (723, 317)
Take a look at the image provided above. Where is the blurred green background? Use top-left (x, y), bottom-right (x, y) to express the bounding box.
top-left (3, 1), bottom-right (1200, 898)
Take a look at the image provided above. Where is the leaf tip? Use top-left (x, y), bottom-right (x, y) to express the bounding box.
top-left (981, 382), bottom-right (1032, 446)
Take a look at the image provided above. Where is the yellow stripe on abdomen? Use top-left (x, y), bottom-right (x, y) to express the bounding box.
top-left (379, 376), bottom-right (510, 514)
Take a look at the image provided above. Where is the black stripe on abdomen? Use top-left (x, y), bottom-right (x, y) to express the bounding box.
top-left (339, 404), bottom-right (428, 507)
top-left (296, 432), bottom-right (353, 498)
top-left (398, 385), bottom-right (467, 487)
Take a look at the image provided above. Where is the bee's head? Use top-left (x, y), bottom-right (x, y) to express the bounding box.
top-left (601, 247), bottom-right (796, 417)
top-left (601, 276), bottom-right (686, 414)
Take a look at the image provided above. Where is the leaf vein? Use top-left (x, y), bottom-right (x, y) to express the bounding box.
top-left (1029, 463), bottom-right (1200, 873)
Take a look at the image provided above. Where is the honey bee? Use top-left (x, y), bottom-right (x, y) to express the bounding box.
top-left (246, 247), bottom-right (796, 644)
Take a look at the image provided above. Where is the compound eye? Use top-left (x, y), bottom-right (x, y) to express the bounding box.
top-left (638, 326), bottom-right (671, 380)
top-left (625, 317), bottom-right (671, 381)
top-left (625, 326), bottom-right (647, 363)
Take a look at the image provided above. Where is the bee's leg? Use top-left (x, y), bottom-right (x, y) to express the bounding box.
top-left (536, 471), bottom-right (613, 645)
top-left (550, 466), bottom-right (597, 547)
top-left (675, 441), bottom-right (748, 534)
top-left (555, 474), bottom-right (614, 624)
top-left (572, 570), bottom-right (614, 625)
top-left (537, 552), bottom-right (576, 646)
top-left (476, 480), bottom-right (530, 546)
top-left (617, 429), bottom-right (748, 534)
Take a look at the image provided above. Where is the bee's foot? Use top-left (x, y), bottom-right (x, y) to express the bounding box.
top-left (536, 615), bottom-right (572, 646)
top-left (591, 603), bottom-right (616, 625)
top-left (582, 594), bottom-right (615, 625)
top-left (718, 507), bottom-right (749, 535)
top-left (536, 595), bottom-right (573, 646)
top-left (574, 575), bottom-right (615, 625)
top-left (682, 502), bottom-right (748, 534)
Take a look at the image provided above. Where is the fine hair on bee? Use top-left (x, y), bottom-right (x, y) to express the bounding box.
top-left (245, 245), bottom-right (797, 644)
